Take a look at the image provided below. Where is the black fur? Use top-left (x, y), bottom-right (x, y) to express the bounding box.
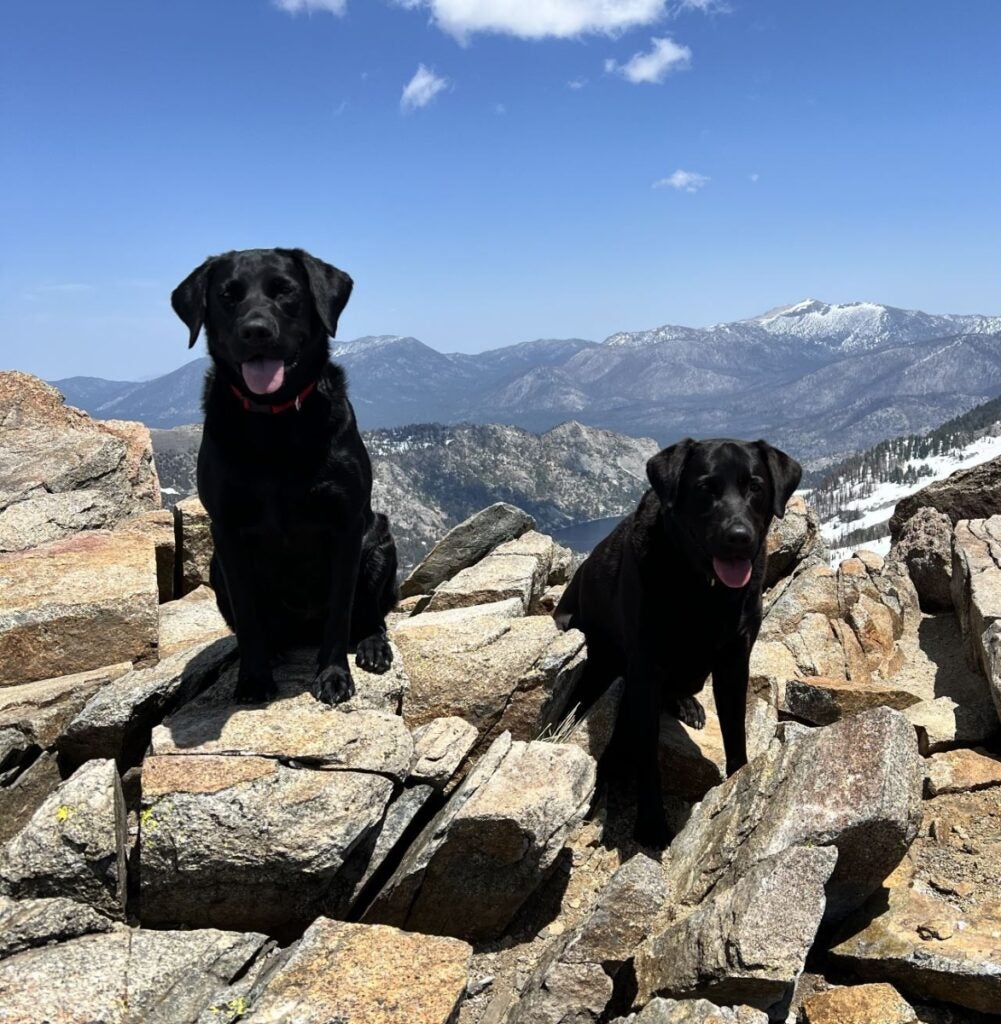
top-left (554, 437), bottom-right (801, 847)
top-left (171, 247), bottom-right (398, 705)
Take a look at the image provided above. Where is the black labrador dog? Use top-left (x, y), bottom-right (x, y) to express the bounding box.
top-left (171, 247), bottom-right (398, 705)
top-left (554, 438), bottom-right (801, 847)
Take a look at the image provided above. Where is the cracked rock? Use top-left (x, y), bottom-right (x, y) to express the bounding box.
top-left (633, 846), bottom-right (837, 1011)
top-left (367, 732), bottom-right (596, 942)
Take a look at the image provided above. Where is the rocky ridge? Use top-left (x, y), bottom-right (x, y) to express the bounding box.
top-left (1, 371), bottom-right (999, 1023)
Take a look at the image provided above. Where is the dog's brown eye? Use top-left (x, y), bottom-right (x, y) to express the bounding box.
top-left (749, 476), bottom-right (764, 494)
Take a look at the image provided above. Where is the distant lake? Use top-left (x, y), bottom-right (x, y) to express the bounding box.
top-left (551, 515), bottom-right (623, 553)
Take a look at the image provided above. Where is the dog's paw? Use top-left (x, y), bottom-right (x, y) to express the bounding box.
top-left (672, 695), bottom-right (706, 730)
top-left (355, 634), bottom-right (393, 674)
top-left (312, 663), bottom-right (356, 706)
top-left (233, 670), bottom-right (278, 705)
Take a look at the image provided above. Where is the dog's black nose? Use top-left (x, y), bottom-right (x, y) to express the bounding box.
top-left (238, 319), bottom-right (277, 344)
top-left (724, 524), bottom-right (753, 548)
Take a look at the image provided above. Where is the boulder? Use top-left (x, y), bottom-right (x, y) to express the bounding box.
top-left (241, 918), bottom-right (472, 1024)
top-left (157, 585), bottom-right (231, 657)
top-left (114, 508), bottom-right (176, 603)
top-left (633, 846), bottom-right (837, 1011)
top-left (889, 507), bottom-right (954, 611)
top-left (139, 753), bottom-right (395, 931)
top-left (367, 732), bottom-right (596, 942)
top-left (0, 530), bottom-right (159, 685)
top-left (665, 707), bottom-right (922, 926)
top-left (0, 894), bottom-right (114, 960)
top-left (764, 496), bottom-right (826, 589)
top-left (950, 516), bottom-right (1001, 677)
top-left (0, 925), bottom-right (269, 1023)
top-left (924, 747), bottom-right (1001, 796)
top-left (0, 372), bottom-right (160, 553)
top-left (800, 983), bottom-right (918, 1024)
top-left (400, 502), bottom-right (535, 598)
top-left (59, 637), bottom-right (237, 768)
top-left (425, 530), bottom-right (555, 613)
top-left (395, 611), bottom-right (585, 756)
top-left (890, 455), bottom-right (1001, 539)
top-left (0, 758), bottom-right (127, 919)
top-left (613, 999), bottom-right (768, 1023)
top-left (175, 495), bottom-right (213, 595)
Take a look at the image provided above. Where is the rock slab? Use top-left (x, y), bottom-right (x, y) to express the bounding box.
top-left (0, 530), bottom-right (159, 685)
top-left (634, 846), bottom-right (837, 1011)
top-left (241, 918), bottom-right (472, 1024)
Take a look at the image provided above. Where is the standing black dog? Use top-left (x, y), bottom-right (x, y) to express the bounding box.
top-left (554, 438), bottom-right (801, 847)
top-left (171, 247), bottom-right (398, 705)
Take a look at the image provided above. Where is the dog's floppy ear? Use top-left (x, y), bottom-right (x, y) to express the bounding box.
top-left (646, 438), bottom-right (695, 509)
top-left (171, 257), bottom-right (216, 349)
top-left (291, 249), bottom-right (353, 338)
top-left (755, 440), bottom-right (802, 518)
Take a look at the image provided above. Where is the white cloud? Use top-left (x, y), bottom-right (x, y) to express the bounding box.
top-left (654, 169), bottom-right (710, 192)
top-left (401, 64), bottom-right (449, 111)
top-left (493, 102), bottom-right (507, 114)
top-left (396, 0), bottom-right (669, 40)
top-left (674, 0), bottom-right (727, 12)
top-left (568, 77), bottom-right (589, 89)
top-left (605, 36), bottom-right (691, 84)
top-left (749, 172), bottom-right (760, 183)
top-left (274, 0), bottom-right (347, 14)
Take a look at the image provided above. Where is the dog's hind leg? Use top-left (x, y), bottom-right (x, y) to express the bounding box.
top-left (351, 513), bottom-right (398, 675)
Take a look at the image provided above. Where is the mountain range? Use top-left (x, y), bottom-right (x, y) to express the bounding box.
top-left (811, 392), bottom-right (1001, 562)
top-left (54, 298), bottom-right (1001, 466)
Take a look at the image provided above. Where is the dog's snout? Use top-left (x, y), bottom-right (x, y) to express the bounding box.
top-left (238, 318), bottom-right (278, 345)
top-left (723, 523), bottom-right (753, 549)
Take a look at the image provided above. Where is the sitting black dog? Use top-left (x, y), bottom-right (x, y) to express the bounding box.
top-left (554, 438), bottom-right (801, 847)
top-left (171, 247), bottom-right (398, 705)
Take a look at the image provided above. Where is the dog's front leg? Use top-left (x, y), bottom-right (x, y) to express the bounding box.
top-left (712, 637), bottom-right (751, 776)
top-left (626, 655), bottom-right (670, 849)
top-left (211, 525), bottom-right (276, 703)
top-left (313, 515), bottom-right (364, 706)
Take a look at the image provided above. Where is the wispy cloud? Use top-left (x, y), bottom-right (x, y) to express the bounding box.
top-left (401, 64), bottom-right (449, 111)
top-left (395, 0), bottom-right (669, 40)
top-left (673, 0), bottom-right (728, 12)
top-left (274, 0), bottom-right (347, 14)
top-left (568, 77), bottom-right (589, 90)
top-left (605, 36), bottom-right (691, 84)
top-left (750, 172), bottom-right (760, 183)
top-left (654, 169), bottom-right (710, 192)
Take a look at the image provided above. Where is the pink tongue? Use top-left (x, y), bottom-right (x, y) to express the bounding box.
top-left (713, 557), bottom-right (753, 589)
top-left (241, 358), bottom-right (285, 395)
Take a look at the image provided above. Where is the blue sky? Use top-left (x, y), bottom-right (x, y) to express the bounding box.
top-left (2, 0), bottom-right (1000, 380)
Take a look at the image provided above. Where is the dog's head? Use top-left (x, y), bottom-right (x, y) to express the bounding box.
top-left (171, 247), bottom-right (353, 398)
top-left (646, 437), bottom-right (802, 589)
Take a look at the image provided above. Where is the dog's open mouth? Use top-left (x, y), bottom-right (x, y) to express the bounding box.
top-left (241, 358), bottom-right (286, 395)
top-left (712, 557), bottom-right (753, 588)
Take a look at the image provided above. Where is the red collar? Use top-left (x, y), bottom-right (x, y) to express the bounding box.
top-left (229, 380), bottom-right (317, 414)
